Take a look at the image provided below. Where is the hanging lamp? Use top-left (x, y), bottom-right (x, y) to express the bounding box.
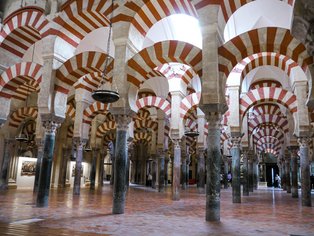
top-left (184, 129), bottom-right (199, 138)
top-left (15, 121), bottom-right (29, 142)
top-left (92, 0), bottom-right (119, 104)
top-left (84, 139), bottom-right (92, 152)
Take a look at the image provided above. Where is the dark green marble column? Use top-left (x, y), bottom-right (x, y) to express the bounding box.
top-left (112, 114), bottom-right (130, 214)
top-left (158, 149), bottom-right (165, 192)
top-left (181, 156), bottom-right (187, 190)
top-left (33, 140), bottom-right (44, 192)
top-left (248, 157), bottom-right (254, 192)
top-left (165, 155), bottom-right (169, 186)
top-left (90, 149), bottom-right (98, 190)
top-left (253, 158), bottom-right (258, 190)
top-left (73, 139), bottom-right (85, 195)
top-left (98, 149), bottom-right (106, 187)
top-left (298, 137), bottom-right (312, 207)
top-left (110, 142), bottom-right (115, 185)
top-left (0, 139), bottom-right (14, 190)
top-left (58, 147), bottom-right (69, 188)
top-left (231, 137), bottom-right (241, 203)
top-left (197, 148), bottom-right (205, 193)
top-left (242, 150), bottom-right (249, 196)
top-left (281, 159), bottom-right (287, 191)
top-left (290, 148), bottom-right (299, 198)
top-left (36, 121), bottom-right (60, 207)
top-left (285, 157), bottom-right (291, 193)
top-left (222, 156), bottom-right (229, 189)
top-left (172, 141), bottom-right (181, 201)
top-left (206, 114), bottom-right (222, 221)
top-left (152, 157), bottom-right (157, 189)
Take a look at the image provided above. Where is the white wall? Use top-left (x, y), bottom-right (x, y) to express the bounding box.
top-left (69, 161), bottom-right (90, 187)
top-left (16, 157), bottom-right (36, 189)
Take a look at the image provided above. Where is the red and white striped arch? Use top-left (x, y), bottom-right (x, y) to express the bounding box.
top-left (96, 121), bottom-right (116, 138)
top-left (253, 128), bottom-right (284, 144)
top-left (134, 119), bottom-right (158, 132)
top-left (66, 103), bottom-right (76, 121)
top-left (185, 118), bottom-right (197, 131)
top-left (0, 8), bottom-right (49, 57)
top-left (249, 80), bottom-right (281, 90)
top-left (134, 132), bottom-right (152, 143)
top-left (263, 148), bottom-right (279, 156)
top-left (55, 51), bottom-right (113, 94)
top-left (83, 102), bottom-right (110, 125)
top-left (135, 108), bottom-right (151, 120)
top-left (103, 131), bottom-right (116, 145)
top-left (180, 92), bottom-right (201, 118)
top-left (135, 96), bottom-right (171, 117)
top-left (193, 0), bottom-right (294, 25)
top-left (219, 28), bottom-right (313, 81)
top-left (257, 136), bottom-right (282, 148)
top-left (221, 128), bottom-right (230, 143)
top-left (252, 103), bottom-right (282, 116)
top-left (54, 0), bottom-right (115, 47)
top-left (67, 124), bottom-right (74, 138)
top-left (248, 115), bottom-right (289, 133)
top-left (239, 87), bottom-right (297, 118)
top-left (0, 62), bottom-right (42, 99)
top-left (127, 40), bottom-right (202, 88)
top-left (257, 143), bottom-right (281, 153)
top-left (8, 107), bottom-right (38, 128)
top-left (119, 0), bottom-right (197, 38)
top-left (74, 72), bottom-right (111, 92)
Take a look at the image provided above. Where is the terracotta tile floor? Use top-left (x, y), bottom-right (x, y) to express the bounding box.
top-left (0, 184), bottom-right (313, 236)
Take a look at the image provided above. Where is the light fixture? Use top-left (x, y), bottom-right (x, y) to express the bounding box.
top-left (15, 122), bottom-right (29, 142)
top-left (84, 139), bottom-right (92, 152)
top-left (91, 0), bottom-right (119, 104)
top-left (184, 129), bottom-right (199, 138)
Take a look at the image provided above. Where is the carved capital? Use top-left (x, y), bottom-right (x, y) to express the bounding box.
top-left (297, 137), bottom-right (312, 148)
top-left (114, 114), bottom-right (131, 131)
top-left (42, 120), bottom-right (60, 134)
top-left (230, 136), bottom-right (241, 149)
top-left (35, 138), bottom-right (45, 148)
top-left (73, 137), bottom-right (87, 149)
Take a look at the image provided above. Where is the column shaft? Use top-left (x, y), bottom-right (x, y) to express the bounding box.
top-left (231, 143), bottom-right (241, 203)
top-left (248, 159), bottom-right (254, 192)
top-left (0, 140), bottom-right (14, 190)
top-left (90, 149), bottom-right (97, 190)
top-left (181, 156), bottom-right (187, 190)
top-left (172, 142), bottom-right (181, 200)
top-left (197, 150), bottom-right (205, 193)
top-left (291, 154), bottom-right (298, 198)
top-left (243, 154), bottom-right (249, 196)
top-left (158, 155), bottom-right (165, 192)
top-left (73, 140), bottom-right (84, 195)
top-left (285, 159), bottom-right (291, 193)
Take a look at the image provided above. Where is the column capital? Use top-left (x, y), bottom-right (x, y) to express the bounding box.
top-left (114, 114), bottom-right (132, 131)
top-left (230, 136), bottom-right (241, 149)
top-left (42, 120), bottom-right (61, 134)
top-left (297, 137), bottom-right (312, 148)
top-left (35, 138), bottom-right (45, 147)
top-left (73, 137), bottom-right (87, 148)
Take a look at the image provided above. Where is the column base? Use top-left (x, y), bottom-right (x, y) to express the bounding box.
top-left (112, 194), bottom-right (126, 214)
top-left (291, 187), bottom-right (298, 198)
top-left (197, 187), bottom-right (205, 194)
top-left (73, 186), bottom-right (80, 195)
top-left (206, 196), bottom-right (220, 222)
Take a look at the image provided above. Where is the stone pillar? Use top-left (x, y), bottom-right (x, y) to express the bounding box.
top-left (36, 120), bottom-right (61, 207)
top-left (112, 114), bottom-right (131, 214)
top-left (58, 147), bottom-right (69, 188)
top-left (231, 136), bottom-right (241, 203)
top-left (33, 139), bottom-right (44, 192)
top-left (197, 147), bottom-right (205, 193)
top-left (90, 148), bottom-right (98, 190)
top-left (285, 156), bottom-right (291, 193)
top-left (222, 155), bottom-right (229, 189)
top-left (152, 156), bottom-right (157, 189)
top-left (242, 150), bottom-right (249, 196)
top-left (181, 154), bottom-right (187, 190)
top-left (73, 138), bottom-right (86, 195)
top-left (205, 112), bottom-right (222, 221)
top-left (290, 147), bottom-right (299, 198)
top-left (98, 148), bottom-right (106, 187)
top-left (172, 140), bottom-right (181, 200)
top-left (298, 137), bottom-right (312, 207)
top-left (165, 155), bottom-right (169, 186)
top-left (109, 142), bottom-right (115, 185)
top-left (0, 139), bottom-right (14, 190)
top-left (281, 158), bottom-right (287, 191)
top-left (158, 149), bottom-right (165, 192)
top-left (253, 158), bottom-right (258, 190)
top-left (248, 157), bottom-right (254, 192)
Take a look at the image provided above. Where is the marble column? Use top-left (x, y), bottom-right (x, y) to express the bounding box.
top-left (90, 148), bottom-right (98, 190)
top-left (165, 155), bottom-right (169, 186)
top-left (285, 157), bottom-right (291, 193)
top-left (181, 155), bottom-right (187, 190)
top-left (112, 114), bottom-right (130, 214)
top-left (290, 148), bottom-right (299, 198)
top-left (58, 147), bottom-right (69, 189)
top-left (248, 157), bottom-right (254, 192)
top-left (73, 138), bottom-right (85, 195)
top-left (205, 113), bottom-right (222, 221)
top-left (197, 148), bottom-right (205, 193)
top-left (33, 139), bottom-right (44, 192)
top-left (253, 158), bottom-right (258, 190)
top-left (152, 156), bottom-right (157, 189)
top-left (231, 137), bottom-right (241, 203)
top-left (0, 139), bottom-right (14, 190)
top-left (298, 137), bottom-right (312, 206)
top-left (98, 149), bottom-right (106, 187)
top-left (158, 149), bottom-right (165, 192)
top-left (222, 156), bottom-right (229, 189)
top-left (186, 156), bottom-right (190, 188)
top-left (172, 140), bottom-right (181, 200)
top-left (281, 158), bottom-right (287, 191)
top-left (109, 142), bottom-right (115, 185)
top-left (36, 120), bottom-right (60, 207)
top-left (242, 150), bottom-right (249, 196)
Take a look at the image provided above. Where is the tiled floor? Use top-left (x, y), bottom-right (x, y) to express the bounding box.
top-left (0, 184), bottom-right (313, 236)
